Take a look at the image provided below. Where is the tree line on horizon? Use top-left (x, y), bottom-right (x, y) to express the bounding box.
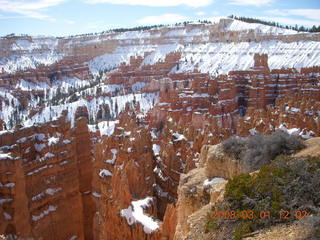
top-left (2, 16), bottom-right (320, 39)
top-left (229, 15), bottom-right (320, 33)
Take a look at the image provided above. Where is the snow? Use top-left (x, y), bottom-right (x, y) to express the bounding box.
top-left (105, 149), bottom-right (118, 164)
top-left (172, 132), bottom-right (187, 141)
top-left (132, 82), bottom-right (146, 91)
top-left (88, 120), bottom-right (119, 136)
top-left (83, 21), bottom-right (319, 77)
top-left (0, 153), bottom-right (12, 160)
top-left (0, 51), bottom-right (64, 74)
top-left (32, 187), bottom-right (62, 201)
top-left (35, 133), bottom-right (46, 141)
top-left (285, 106), bottom-right (301, 114)
top-left (27, 164), bottom-right (52, 176)
top-left (44, 152), bottom-right (55, 158)
top-left (63, 139), bottom-right (71, 144)
top-left (178, 93), bottom-right (210, 98)
top-left (17, 137), bottom-right (27, 143)
top-left (0, 182), bottom-right (15, 188)
top-left (59, 160), bottom-right (69, 166)
top-left (203, 177), bottom-right (225, 187)
top-left (120, 197), bottom-right (159, 234)
top-left (124, 131), bottom-right (131, 137)
top-left (99, 169), bottom-right (113, 178)
top-left (32, 205), bottom-right (57, 222)
top-left (152, 144), bottom-right (161, 156)
top-left (88, 45), bottom-right (156, 74)
top-left (154, 184), bottom-right (169, 198)
top-left (1, 19), bottom-right (319, 133)
top-left (15, 79), bottom-right (49, 91)
top-left (0, 198), bottom-right (13, 204)
top-left (171, 40), bottom-right (320, 76)
top-left (0, 18), bottom-right (318, 77)
top-left (277, 124), bottom-right (315, 139)
top-left (0, 37), bottom-right (62, 74)
top-left (34, 143), bottom-right (46, 152)
top-left (39, 152), bottom-right (55, 162)
top-left (249, 128), bottom-right (258, 135)
top-left (141, 44), bottom-right (182, 66)
top-left (3, 212), bottom-right (12, 221)
top-left (226, 19), bottom-right (297, 35)
top-left (150, 130), bottom-right (157, 140)
top-left (153, 166), bottom-right (169, 182)
top-left (22, 92), bottom-right (158, 129)
top-left (92, 192), bottom-right (101, 198)
top-left (48, 136), bottom-right (59, 146)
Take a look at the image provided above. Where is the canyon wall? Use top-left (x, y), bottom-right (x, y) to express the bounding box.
top-left (0, 18), bottom-right (319, 240)
top-left (0, 117), bottom-right (94, 240)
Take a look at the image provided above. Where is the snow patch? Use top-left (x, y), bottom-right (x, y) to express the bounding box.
top-left (32, 205), bottom-right (57, 222)
top-left (152, 144), bottom-right (160, 156)
top-left (203, 177), bottom-right (226, 187)
top-left (0, 153), bottom-right (12, 160)
top-left (172, 132), bottom-right (187, 141)
top-left (120, 197), bottom-right (159, 234)
top-left (99, 169), bottom-right (112, 178)
top-left (105, 149), bottom-right (118, 164)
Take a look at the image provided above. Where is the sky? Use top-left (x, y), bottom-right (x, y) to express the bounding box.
top-left (0, 0), bottom-right (319, 37)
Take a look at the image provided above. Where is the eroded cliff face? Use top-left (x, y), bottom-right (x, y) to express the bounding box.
top-left (173, 137), bottom-right (320, 240)
top-left (0, 117), bottom-right (94, 240)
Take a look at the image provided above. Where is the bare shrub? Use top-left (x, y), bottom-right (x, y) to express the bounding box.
top-left (221, 131), bottom-right (305, 170)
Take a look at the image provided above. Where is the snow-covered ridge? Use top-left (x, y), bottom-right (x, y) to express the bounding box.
top-left (0, 18), bottom-right (319, 131)
top-left (225, 19), bottom-right (297, 35)
top-left (0, 18), bottom-right (310, 75)
top-left (89, 40), bottom-right (320, 76)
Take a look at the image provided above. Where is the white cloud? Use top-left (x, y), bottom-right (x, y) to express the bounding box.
top-left (195, 11), bottom-right (206, 16)
top-left (229, 0), bottom-right (273, 7)
top-left (0, 0), bottom-right (68, 20)
top-left (85, 0), bottom-right (214, 8)
top-left (267, 9), bottom-right (320, 22)
top-left (137, 14), bottom-right (189, 25)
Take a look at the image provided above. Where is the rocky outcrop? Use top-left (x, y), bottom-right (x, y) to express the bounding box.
top-left (174, 168), bottom-right (227, 240)
top-left (173, 137), bottom-right (320, 240)
top-left (0, 117), bottom-right (94, 240)
top-left (199, 144), bottom-right (245, 179)
top-left (92, 110), bottom-right (161, 240)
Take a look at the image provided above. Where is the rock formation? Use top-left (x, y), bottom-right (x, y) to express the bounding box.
top-left (0, 117), bottom-right (94, 240)
top-left (0, 17), bottom-right (319, 240)
top-left (174, 137), bottom-right (320, 240)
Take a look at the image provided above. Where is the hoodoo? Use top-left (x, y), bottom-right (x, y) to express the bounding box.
top-left (0, 16), bottom-right (319, 240)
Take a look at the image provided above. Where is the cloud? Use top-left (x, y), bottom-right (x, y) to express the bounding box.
top-left (267, 9), bottom-right (320, 22)
top-left (84, 0), bottom-right (214, 8)
top-left (229, 0), bottom-right (273, 7)
top-left (0, 0), bottom-right (68, 20)
top-left (137, 14), bottom-right (189, 25)
top-left (195, 11), bottom-right (206, 16)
